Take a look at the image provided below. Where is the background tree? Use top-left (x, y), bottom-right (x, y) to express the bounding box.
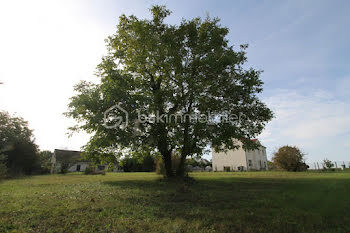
top-left (323, 158), bottom-right (334, 169)
top-left (38, 150), bottom-right (53, 174)
top-left (186, 158), bottom-right (201, 167)
top-left (186, 157), bottom-right (211, 168)
top-left (272, 146), bottom-right (308, 171)
top-left (0, 111), bottom-right (39, 176)
top-left (119, 148), bottom-right (157, 172)
top-left (66, 6), bottom-right (273, 178)
top-left (0, 154), bottom-right (8, 179)
top-left (267, 160), bottom-right (277, 170)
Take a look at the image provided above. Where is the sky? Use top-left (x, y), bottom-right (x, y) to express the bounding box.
top-left (0, 0), bottom-right (349, 163)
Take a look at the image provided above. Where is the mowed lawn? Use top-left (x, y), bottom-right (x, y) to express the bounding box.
top-left (1, 171), bottom-right (350, 233)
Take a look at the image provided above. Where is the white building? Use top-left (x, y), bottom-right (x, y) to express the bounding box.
top-left (212, 139), bottom-right (268, 171)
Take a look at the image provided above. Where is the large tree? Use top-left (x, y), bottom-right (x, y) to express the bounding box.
top-left (66, 6), bottom-right (273, 177)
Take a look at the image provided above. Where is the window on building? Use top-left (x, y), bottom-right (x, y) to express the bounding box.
top-left (76, 164), bottom-right (81, 171)
top-left (248, 160), bottom-right (252, 167)
top-left (223, 166), bottom-right (231, 172)
top-left (98, 165), bottom-right (105, 170)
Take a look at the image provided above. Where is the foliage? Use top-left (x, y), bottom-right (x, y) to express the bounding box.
top-left (119, 157), bottom-right (141, 172)
top-left (186, 158), bottom-right (201, 167)
top-left (154, 157), bottom-right (165, 175)
top-left (37, 150), bottom-right (53, 174)
top-left (84, 166), bottom-right (94, 175)
top-left (66, 6), bottom-right (273, 177)
top-left (323, 158), bottom-right (334, 169)
top-left (106, 163), bottom-right (117, 172)
top-left (57, 156), bottom-right (76, 174)
top-left (267, 160), bottom-right (277, 170)
top-left (119, 149), bottom-right (157, 172)
top-left (0, 163), bottom-right (7, 179)
top-left (272, 146), bottom-right (308, 171)
top-left (59, 163), bottom-right (69, 174)
top-left (80, 147), bottom-right (118, 169)
top-left (0, 154), bottom-right (8, 179)
top-left (186, 157), bottom-right (211, 168)
top-left (0, 111), bottom-right (39, 176)
top-left (54, 151), bottom-right (81, 174)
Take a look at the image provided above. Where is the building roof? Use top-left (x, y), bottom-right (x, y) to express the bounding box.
top-left (239, 138), bottom-right (266, 149)
top-left (54, 149), bottom-right (87, 163)
top-left (252, 139), bottom-right (266, 148)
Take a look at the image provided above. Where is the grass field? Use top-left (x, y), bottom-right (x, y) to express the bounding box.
top-left (1, 171), bottom-right (350, 233)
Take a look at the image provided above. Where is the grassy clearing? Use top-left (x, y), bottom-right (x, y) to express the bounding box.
top-left (1, 171), bottom-right (350, 233)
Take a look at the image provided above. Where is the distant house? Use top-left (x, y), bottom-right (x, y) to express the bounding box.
top-left (50, 149), bottom-right (120, 173)
top-left (212, 139), bottom-right (268, 171)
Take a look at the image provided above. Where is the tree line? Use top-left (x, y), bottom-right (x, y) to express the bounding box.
top-left (0, 111), bottom-right (213, 178)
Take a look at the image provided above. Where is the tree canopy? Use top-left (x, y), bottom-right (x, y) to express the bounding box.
top-left (66, 6), bottom-right (273, 177)
top-left (272, 145), bottom-right (308, 171)
top-left (0, 111), bottom-right (39, 176)
top-left (323, 158), bottom-right (334, 169)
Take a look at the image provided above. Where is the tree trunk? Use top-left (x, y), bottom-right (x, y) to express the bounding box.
top-left (162, 150), bottom-right (173, 177)
top-left (152, 78), bottom-right (174, 177)
top-left (157, 129), bottom-right (173, 177)
top-left (176, 115), bottom-right (191, 177)
top-left (176, 153), bottom-right (187, 177)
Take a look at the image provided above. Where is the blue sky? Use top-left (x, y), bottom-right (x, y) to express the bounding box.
top-left (0, 0), bottom-right (349, 162)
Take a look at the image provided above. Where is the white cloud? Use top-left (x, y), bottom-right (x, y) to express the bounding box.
top-left (260, 85), bottom-right (350, 161)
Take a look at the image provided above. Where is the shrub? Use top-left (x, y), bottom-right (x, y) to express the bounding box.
top-left (186, 158), bottom-right (200, 167)
top-left (119, 153), bottom-right (156, 172)
top-left (119, 157), bottom-right (139, 172)
top-left (0, 163), bottom-right (7, 179)
top-left (84, 166), bottom-right (94, 175)
top-left (59, 163), bottom-right (69, 174)
top-left (0, 154), bottom-right (7, 179)
top-left (84, 166), bottom-right (105, 175)
top-left (267, 161), bottom-right (277, 170)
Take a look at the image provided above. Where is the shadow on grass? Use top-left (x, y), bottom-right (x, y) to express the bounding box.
top-left (101, 174), bottom-right (350, 233)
